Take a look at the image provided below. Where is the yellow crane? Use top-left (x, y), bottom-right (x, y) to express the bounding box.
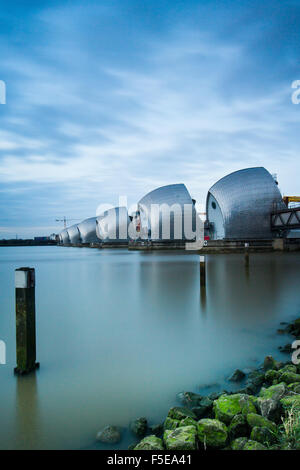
top-left (283, 196), bottom-right (300, 206)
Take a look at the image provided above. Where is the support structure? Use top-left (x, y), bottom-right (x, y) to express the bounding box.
top-left (200, 255), bottom-right (206, 288)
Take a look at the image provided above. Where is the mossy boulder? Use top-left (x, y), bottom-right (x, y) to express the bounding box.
top-left (250, 426), bottom-right (277, 446)
top-left (280, 395), bottom-right (300, 410)
top-left (130, 417), bottom-right (147, 437)
top-left (149, 424), bottom-right (163, 437)
top-left (178, 392), bottom-right (203, 407)
top-left (179, 417), bottom-right (198, 428)
top-left (191, 397), bottom-right (213, 419)
top-left (228, 414), bottom-right (249, 439)
top-left (134, 435), bottom-right (164, 450)
top-left (246, 413), bottom-right (277, 433)
top-left (168, 406), bottom-right (197, 421)
top-left (265, 369), bottom-right (280, 384)
top-left (231, 437), bottom-right (248, 450)
top-left (163, 425), bottom-right (197, 450)
top-left (96, 425), bottom-right (121, 444)
top-left (279, 372), bottom-right (300, 385)
top-left (197, 419), bottom-right (228, 449)
top-left (243, 440), bottom-right (268, 450)
top-left (213, 394), bottom-right (256, 425)
top-left (287, 382), bottom-right (300, 394)
top-left (259, 383), bottom-right (286, 401)
top-left (257, 397), bottom-right (283, 423)
top-left (228, 369), bottom-right (246, 382)
top-left (163, 417), bottom-right (180, 431)
top-left (263, 356), bottom-right (278, 371)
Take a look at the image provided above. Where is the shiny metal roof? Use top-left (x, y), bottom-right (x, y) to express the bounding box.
top-left (206, 167), bottom-right (285, 239)
top-left (96, 207), bottom-right (129, 243)
top-left (77, 217), bottom-right (98, 244)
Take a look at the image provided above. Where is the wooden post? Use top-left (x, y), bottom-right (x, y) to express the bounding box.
top-left (200, 255), bottom-right (206, 288)
top-left (14, 268), bottom-right (39, 375)
top-left (244, 243), bottom-right (249, 268)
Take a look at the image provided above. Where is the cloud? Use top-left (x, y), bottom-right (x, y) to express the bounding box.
top-left (0, 1), bottom-right (300, 237)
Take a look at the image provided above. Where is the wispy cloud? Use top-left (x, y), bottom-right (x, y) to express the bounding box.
top-left (0, 0), bottom-right (299, 238)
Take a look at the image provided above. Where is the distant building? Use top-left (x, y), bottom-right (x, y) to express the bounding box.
top-left (136, 183), bottom-right (197, 242)
top-left (66, 224), bottom-right (81, 245)
top-left (34, 236), bottom-right (50, 241)
top-left (206, 167), bottom-right (285, 240)
top-left (77, 217), bottom-right (98, 244)
top-left (96, 207), bottom-right (130, 245)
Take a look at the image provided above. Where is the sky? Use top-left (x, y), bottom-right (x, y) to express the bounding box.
top-left (0, 0), bottom-right (300, 238)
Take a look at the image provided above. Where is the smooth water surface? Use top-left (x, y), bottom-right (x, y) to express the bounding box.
top-left (0, 247), bottom-right (299, 449)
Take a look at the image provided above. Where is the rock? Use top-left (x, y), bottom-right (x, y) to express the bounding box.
top-left (287, 382), bottom-right (300, 394)
top-left (179, 417), bottom-right (198, 428)
top-left (134, 435), bottom-right (164, 450)
top-left (280, 364), bottom-right (297, 374)
top-left (163, 417), bottom-right (180, 431)
top-left (231, 437), bottom-right (248, 450)
top-left (167, 406), bottom-right (197, 421)
top-left (213, 393), bottom-right (256, 425)
top-left (246, 370), bottom-right (265, 391)
top-left (280, 395), bottom-right (300, 410)
top-left (279, 344), bottom-right (293, 353)
top-left (130, 417), bottom-right (147, 438)
top-left (149, 424), bottom-right (163, 437)
top-left (191, 397), bottom-right (213, 419)
top-left (287, 318), bottom-right (300, 336)
top-left (279, 371), bottom-right (300, 385)
top-left (197, 419), bottom-right (228, 449)
top-left (263, 356), bottom-right (277, 371)
top-left (243, 440), bottom-right (268, 450)
top-left (259, 383), bottom-right (286, 401)
top-left (228, 369), bottom-right (246, 382)
top-left (246, 413), bottom-right (277, 433)
top-left (232, 437), bottom-right (268, 450)
top-left (96, 425), bottom-right (121, 444)
top-left (250, 426), bottom-right (277, 446)
top-left (265, 369), bottom-right (280, 384)
top-left (177, 391), bottom-right (203, 407)
top-left (163, 426), bottom-right (197, 450)
top-left (257, 397), bottom-right (283, 423)
top-left (228, 414), bottom-right (249, 439)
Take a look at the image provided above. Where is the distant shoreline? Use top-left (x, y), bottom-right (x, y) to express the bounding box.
top-left (0, 240), bottom-right (57, 247)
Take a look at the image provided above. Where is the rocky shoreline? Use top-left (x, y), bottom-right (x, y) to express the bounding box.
top-left (95, 318), bottom-right (300, 451)
top-left (125, 318), bottom-right (300, 451)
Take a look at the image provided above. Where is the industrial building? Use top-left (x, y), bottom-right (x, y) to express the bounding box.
top-left (206, 167), bottom-right (285, 240)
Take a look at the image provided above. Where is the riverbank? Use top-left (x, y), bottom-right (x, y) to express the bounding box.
top-left (126, 318), bottom-right (300, 450)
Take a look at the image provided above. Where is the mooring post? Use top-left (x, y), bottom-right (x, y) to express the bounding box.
top-left (200, 255), bottom-right (206, 288)
top-left (244, 242), bottom-right (249, 267)
top-left (14, 268), bottom-right (39, 375)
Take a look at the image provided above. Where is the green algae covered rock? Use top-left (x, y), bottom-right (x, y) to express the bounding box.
top-left (263, 356), bottom-right (278, 371)
top-left (265, 369), bottom-right (280, 384)
top-left (246, 413), bottom-right (277, 433)
top-left (250, 426), bottom-right (277, 446)
top-left (243, 440), bottom-right (268, 450)
top-left (96, 425), bottom-right (121, 444)
top-left (163, 425), bottom-right (197, 450)
top-left (287, 382), bottom-right (300, 394)
top-left (279, 372), bottom-right (300, 385)
top-left (213, 394), bottom-right (256, 425)
top-left (197, 418), bottom-right (228, 449)
top-left (130, 417), bottom-right (147, 437)
top-left (134, 435), bottom-right (164, 450)
top-left (228, 414), bottom-right (249, 439)
top-left (179, 417), bottom-right (198, 428)
top-left (280, 395), bottom-right (300, 410)
top-left (259, 383), bottom-right (286, 401)
top-left (231, 437), bottom-right (248, 450)
top-left (163, 417), bottom-right (180, 431)
top-left (168, 406), bottom-right (197, 421)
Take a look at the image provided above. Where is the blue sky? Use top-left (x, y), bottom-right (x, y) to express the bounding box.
top-left (0, 0), bottom-right (300, 238)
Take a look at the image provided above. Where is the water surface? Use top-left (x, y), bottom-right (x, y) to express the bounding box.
top-left (0, 247), bottom-right (299, 449)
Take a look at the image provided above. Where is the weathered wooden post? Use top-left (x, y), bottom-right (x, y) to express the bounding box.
top-left (14, 268), bottom-right (39, 375)
top-left (244, 243), bottom-right (250, 268)
top-left (200, 255), bottom-right (206, 288)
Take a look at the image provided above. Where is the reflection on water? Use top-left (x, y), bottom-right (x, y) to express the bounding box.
top-left (0, 247), bottom-right (300, 449)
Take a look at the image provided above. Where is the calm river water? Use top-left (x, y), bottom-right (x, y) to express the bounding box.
top-left (0, 246), bottom-right (299, 449)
